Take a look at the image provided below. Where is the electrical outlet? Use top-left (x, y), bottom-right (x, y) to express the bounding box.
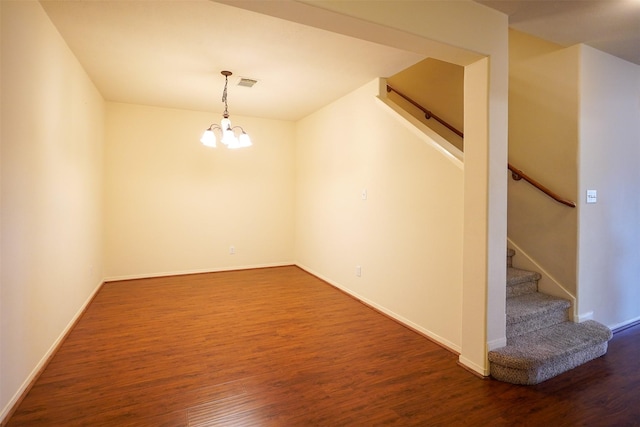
top-left (229, 246), bottom-right (235, 255)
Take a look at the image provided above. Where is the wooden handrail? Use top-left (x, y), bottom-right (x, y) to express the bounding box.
top-left (384, 85), bottom-right (572, 208)
top-left (508, 163), bottom-right (576, 208)
top-left (386, 84), bottom-right (464, 138)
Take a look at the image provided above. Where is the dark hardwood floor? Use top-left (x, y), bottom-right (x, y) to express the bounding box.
top-left (6, 266), bottom-right (640, 426)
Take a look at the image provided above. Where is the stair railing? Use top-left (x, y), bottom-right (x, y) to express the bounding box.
top-left (508, 163), bottom-right (576, 208)
top-left (386, 84), bottom-right (464, 138)
top-left (385, 85), bottom-right (573, 208)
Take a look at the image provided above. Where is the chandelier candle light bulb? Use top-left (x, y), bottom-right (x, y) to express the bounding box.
top-left (200, 70), bottom-right (252, 149)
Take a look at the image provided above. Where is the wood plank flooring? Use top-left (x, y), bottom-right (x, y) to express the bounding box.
top-left (6, 266), bottom-right (640, 426)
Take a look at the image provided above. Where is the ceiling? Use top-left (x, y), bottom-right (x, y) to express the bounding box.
top-left (476, 0), bottom-right (640, 66)
top-left (40, 1), bottom-right (639, 122)
top-left (39, 0), bottom-right (424, 121)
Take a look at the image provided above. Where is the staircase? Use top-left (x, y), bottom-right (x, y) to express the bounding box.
top-left (488, 249), bottom-right (612, 385)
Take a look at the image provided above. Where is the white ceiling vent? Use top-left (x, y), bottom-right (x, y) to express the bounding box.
top-left (237, 77), bottom-right (258, 88)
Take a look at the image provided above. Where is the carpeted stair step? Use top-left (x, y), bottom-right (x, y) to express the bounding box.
top-left (488, 320), bottom-right (612, 385)
top-left (507, 267), bottom-right (540, 297)
top-left (507, 248), bottom-right (515, 267)
top-left (506, 292), bottom-right (570, 339)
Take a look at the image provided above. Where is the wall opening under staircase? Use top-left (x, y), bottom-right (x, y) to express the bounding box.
top-left (387, 58), bottom-right (465, 152)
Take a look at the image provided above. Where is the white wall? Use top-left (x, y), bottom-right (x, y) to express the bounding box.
top-left (104, 103), bottom-right (296, 280)
top-left (578, 46), bottom-right (640, 328)
top-left (296, 79), bottom-right (464, 351)
top-left (1, 1), bottom-right (105, 416)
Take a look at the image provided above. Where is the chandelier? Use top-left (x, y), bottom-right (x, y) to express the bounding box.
top-left (200, 70), bottom-right (252, 149)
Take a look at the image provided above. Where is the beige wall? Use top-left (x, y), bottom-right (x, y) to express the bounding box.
top-left (1, 1), bottom-right (105, 415)
top-left (294, 0), bottom-right (508, 375)
top-left (296, 79), bottom-right (464, 350)
top-left (507, 30), bottom-right (579, 297)
top-left (387, 58), bottom-right (464, 151)
top-left (577, 46), bottom-right (640, 327)
top-left (104, 103), bottom-right (295, 280)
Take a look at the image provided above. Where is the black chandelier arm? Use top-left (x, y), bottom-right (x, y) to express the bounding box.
top-left (206, 124), bottom-right (247, 134)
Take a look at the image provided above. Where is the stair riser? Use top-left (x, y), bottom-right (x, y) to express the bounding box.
top-left (497, 250), bottom-right (613, 385)
top-left (507, 249), bottom-right (515, 267)
top-left (506, 281), bottom-right (537, 298)
top-left (490, 341), bottom-right (609, 385)
top-left (507, 310), bottom-right (569, 340)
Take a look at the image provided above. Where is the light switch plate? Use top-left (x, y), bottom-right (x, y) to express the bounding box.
top-left (586, 190), bottom-right (597, 204)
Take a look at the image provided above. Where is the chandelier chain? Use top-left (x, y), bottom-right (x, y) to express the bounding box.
top-left (221, 73), bottom-right (229, 118)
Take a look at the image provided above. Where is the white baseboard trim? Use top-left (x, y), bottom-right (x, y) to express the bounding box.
top-left (103, 262), bottom-right (295, 283)
top-left (295, 263), bottom-right (462, 355)
top-left (576, 311), bottom-right (594, 322)
top-left (0, 279), bottom-right (104, 425)
top-left (610, 315), bottom-right (640, 333)
top-left (458, 355), bottom-right (490, 377)
top-left (487, 337), bottom-right (507, 351)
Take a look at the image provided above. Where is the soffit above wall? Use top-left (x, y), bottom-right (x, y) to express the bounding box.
top-left (476, 0), bottom-right (640, 66)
